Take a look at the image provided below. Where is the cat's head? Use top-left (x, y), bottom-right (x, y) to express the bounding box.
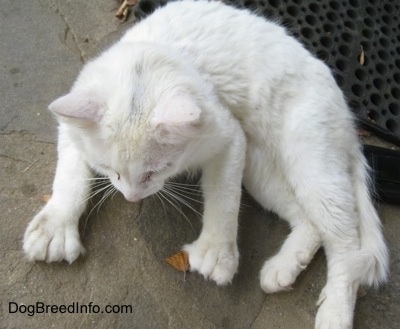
top-left (48, 43), bottom-right (210, 202)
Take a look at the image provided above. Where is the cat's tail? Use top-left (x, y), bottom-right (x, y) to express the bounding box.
top-left (352, 147), bottom-right (389, 287)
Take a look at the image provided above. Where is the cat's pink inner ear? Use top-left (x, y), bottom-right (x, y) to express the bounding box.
top-left (152, 94), bottom-right (201, 127)
top-left (48, 92), bottom-right (103, 123)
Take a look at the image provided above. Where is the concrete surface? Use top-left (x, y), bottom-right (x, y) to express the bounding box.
top-left (1, 1), bottom-right (399, 328)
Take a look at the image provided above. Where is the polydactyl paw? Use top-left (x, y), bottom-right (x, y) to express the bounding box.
top-left (23, 206), bottom-right (84, 264)
top-left (183, 237), bottom-right (239, 285)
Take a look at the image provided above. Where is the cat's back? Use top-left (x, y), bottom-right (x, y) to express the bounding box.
top-left (120, 0), bottom-right (313, 109)
top-left (122, 0), bottom-right (274, 44)
top-left (122, 0), bottom-right (295, 57)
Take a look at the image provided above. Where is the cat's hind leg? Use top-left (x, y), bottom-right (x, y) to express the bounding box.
top-left (23, 125), bottom-right (92, 263)
top-left (281, 133), bottom-right (388, 328)
top-left (243, 153), bottom-right (321, 293)
top-left (260, 218), bottom-right (320, 293)
top-left (288, 168), bottom-right (360, 327)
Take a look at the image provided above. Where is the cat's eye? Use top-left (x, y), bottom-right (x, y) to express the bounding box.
top-left (117, 173), bottom-right (121, 180)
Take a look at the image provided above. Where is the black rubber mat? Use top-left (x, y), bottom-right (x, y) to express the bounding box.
top-left (364, 144), bottom-right (400, 203)
top-left (133, 0), bottom-right (400, 146)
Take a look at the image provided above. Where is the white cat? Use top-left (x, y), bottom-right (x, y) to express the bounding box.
top-left (23, 1), bottom-right (389, 328)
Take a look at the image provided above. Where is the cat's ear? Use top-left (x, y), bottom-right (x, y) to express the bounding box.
top-left (151, 93), bottom-right (201, 127)
top-left (48, 91), bottom-right (104, 126)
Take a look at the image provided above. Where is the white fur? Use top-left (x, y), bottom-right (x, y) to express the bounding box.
top-left (24, 1), bottom-right (389, 328)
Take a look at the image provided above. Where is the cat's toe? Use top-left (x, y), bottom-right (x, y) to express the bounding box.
top-left (260, 257), bottom-right (298, 293)
top-left (209, 245), bottom-right (238, 285)
top-left (23, 226), bottom-right (49, 262)
top-left (46, 225), bottom-right (84, 263)
top-left (184, 238), bottom-right (238, 285)
top-left (23, 209), bottom-right (84, 263)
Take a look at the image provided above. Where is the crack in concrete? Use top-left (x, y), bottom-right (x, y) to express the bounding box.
top-left (62, 20), bottom-right (85, 62)
top-left (0, 153), bottom-right (30, 164)
top-left (249, 294), bottom-right (267, 329)
top-left (135, 199), bottom-right (144, 221)
top-left (63, 24), bottom-right (69, 41)
top-left (0, 130), bottom-right (55, 145)
top-left (24, 262), bottom-right (37, 279)
top-left (0, 131), bottom-right (17, 137)
top-left (39, 0), bottom-right (85, 62)
top-left (31, 139), bottom-right (55, 146)
top-left (0, 115), bottom-right (18, 132)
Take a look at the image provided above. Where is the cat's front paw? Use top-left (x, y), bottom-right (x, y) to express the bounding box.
top-left (23, 206), bottom-right (84, 263)
top-left (183, 237), bottom-right (239, 285)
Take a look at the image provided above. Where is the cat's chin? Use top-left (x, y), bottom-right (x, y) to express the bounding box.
top-left (121, 189), bottom-right (160, 203)
top-left (121, 192), bottom-right (146, 203)
top-left (123, 195), bottom-right (142, 203)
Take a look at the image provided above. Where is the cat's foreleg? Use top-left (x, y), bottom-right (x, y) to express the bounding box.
top-left (184, 121), bottom-right (246, 285)
top-left (23, 125), bottom-right (92, 263)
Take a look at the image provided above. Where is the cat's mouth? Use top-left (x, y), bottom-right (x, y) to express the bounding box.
top-left (122, 193), bottom-right (143, 203)
top-left (120, 185), bottom-right (163, 203)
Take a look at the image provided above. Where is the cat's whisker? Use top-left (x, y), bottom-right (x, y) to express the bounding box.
top-left (167, 182), bottom-right (221, 197)
top-left (110, 189), bottom-right (119, 200)
top-left (83, 176), bottom-right (109, 181)
top-left (82, 184), bottom-right (116, 235)
top-left (166, 180), bottom-right (253, 210)
top-left (82, 178), bottom-right (111, 190)
top-left (167, 180), bottom-right (252, 209)
top-left (164, 185), bottom-right (204, 204)
top-left (166, 180), bottom-right (199, 186)
top-left (80, 177), bottom-right (110, 186)
top-left (87, 180), bottom-right (112, 191)
top-left (167, 180), bottom-right (202, 187)
top-left (164, 183), bottom-right (202, 197)
top-left (162, 187), bottom-right (203, 218)
top-left (158, 190), bottom-right (196, 231)
top-left (80, 183), bottom-right (113, 206)
top-left (158, 190), bottom-right (185, 217)
top-left (85, 185), bottom-right (113, 215)
top-left (95, 186), bottom-right (116, 216)
top-left (86, 178), bottom-right (109, 184)
top-left (167, 180), bottom-right (220, 190)
top-left (168, 177), bottom-right (241, 189)
top-left (153, 193), bottom-right (167, 217)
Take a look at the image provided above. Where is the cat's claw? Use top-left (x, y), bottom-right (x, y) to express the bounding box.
top-left (184, 238), bottom-right (239, 285)
top-left (23, 207), bottom-right (84, 263)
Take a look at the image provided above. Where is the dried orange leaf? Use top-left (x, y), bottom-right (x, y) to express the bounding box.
top-left (115, 0), bottom-right (139, 21)
top-left (165, 250), bottom-right (190, 272)
top-left (42, 194), bottom-right (52, 203)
